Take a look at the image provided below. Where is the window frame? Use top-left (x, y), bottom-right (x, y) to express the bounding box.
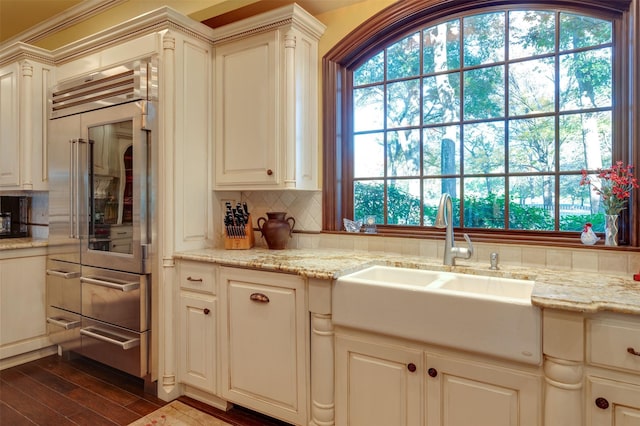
top-left (322, 0), bottom-right (639, 248)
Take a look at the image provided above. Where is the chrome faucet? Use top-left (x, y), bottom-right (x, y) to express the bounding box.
top-left (435, 193), bottom-right (474, 266)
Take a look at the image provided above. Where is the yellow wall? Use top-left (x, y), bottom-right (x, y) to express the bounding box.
top-left (35, 0), bottom-right (396, 53)
top-left (315, 0), bottom-right (395, 57)
top-left (34, 0), bottom-right (254, 50)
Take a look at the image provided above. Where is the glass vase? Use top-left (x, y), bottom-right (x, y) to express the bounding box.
top-left (604, 214), bottom-right (619, 246)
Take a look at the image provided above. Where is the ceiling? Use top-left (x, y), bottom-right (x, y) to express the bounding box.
top-left (0, 0), bottom-right (363, 45)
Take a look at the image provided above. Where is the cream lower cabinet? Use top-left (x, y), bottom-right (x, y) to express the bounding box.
top-left (179, 294), bottom-right (216, 392)
top-left (335, 334), bottom-right (423, 426)
top-left (543, 310), bottom-right (640, 426)
top-left (587, 377), bottom-right (640, 425)
top-left (0, 253), bottom-right (52, 367)
top-left (585, 314), bottom-right (640, 426)
top-left (219, 267), bottom-right (308, 425)
top-left (335, 330), bottom-right (541, 426)
top-left (426, 354), bottom-right (541, 426)
top-left (177, 261), bottom-right (217, 396)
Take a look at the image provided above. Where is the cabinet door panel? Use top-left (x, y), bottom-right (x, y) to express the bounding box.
top-left (220, 268), bottom-right (306, 425)
top-left (179, 294), bottom-right (216, 393)
top-left (335, 335), bottom-right (423, 426)
top-left (214, 32), bottom-right (278, 186)
top-left (439, 375), bottom-right (517, 426)
top-left (588, 376), bottom-right (640, 426)
top-left (426, 354), bottom-right (540, 426)
top-left (227, 282), bottom-right (297, 405)
top-left (0, 65), bottom-right (19, 188)
top-left (0, 256), bottom-right (47, 345)
top-left (614, 407), bottom-right (640, 426)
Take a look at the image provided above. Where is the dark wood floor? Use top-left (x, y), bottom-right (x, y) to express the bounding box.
top-left (0, 354), bottom-right (290, 426)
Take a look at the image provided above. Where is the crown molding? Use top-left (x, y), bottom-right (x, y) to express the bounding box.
top-left (0, 0), bottom-right (127, 47)
top-left (51, 7), bottom-right (216, 64)
top-left (0, 42), bottom-right (54, 67)
top-left (212, 3), bottom-right (326, 44)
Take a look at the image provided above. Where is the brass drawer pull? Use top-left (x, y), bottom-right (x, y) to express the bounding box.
top-left (187, 276), bottom-right (203, 282)
top-left (627, 347), bottom-right (640, 357)
top-left (250, 293), bottom-right (270, 303)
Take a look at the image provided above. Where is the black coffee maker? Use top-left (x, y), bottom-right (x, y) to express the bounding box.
top-left (0, 196), bottom-right (29, 238)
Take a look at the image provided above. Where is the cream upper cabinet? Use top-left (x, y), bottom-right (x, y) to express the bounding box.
top-left (0, 45), bottom-right (53, 191)
top-left (213, 4), bottom-right (325, 190)
top-left (219, 267), bottom-right (308, 425)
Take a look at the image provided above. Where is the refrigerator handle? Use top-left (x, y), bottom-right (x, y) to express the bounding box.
top-left (69, 139), bottom-right (76, 238)
top-left (76, 138), bottom-right (88, 240)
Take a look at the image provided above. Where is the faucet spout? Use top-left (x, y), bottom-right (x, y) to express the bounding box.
top-left (435, 193), bottom-right (473, 266)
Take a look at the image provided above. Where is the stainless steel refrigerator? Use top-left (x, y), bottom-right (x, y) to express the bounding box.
top-left (46, 60), bottom-right (157, 385)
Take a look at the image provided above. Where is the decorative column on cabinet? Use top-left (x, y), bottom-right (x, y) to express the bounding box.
top-left (543, 309), bottom-right (585, 425)
top-left (19, 61), bottom-right (33, 189)
top-left (283, 29), bottom-right (296, 189)
top-left (159, 30), bottom-right (177, 399)
top-left (309, 278), bottom-right (335, 426)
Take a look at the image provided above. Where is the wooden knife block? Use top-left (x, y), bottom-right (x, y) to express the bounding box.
top-left (224, 214), bottom-right (255, 250)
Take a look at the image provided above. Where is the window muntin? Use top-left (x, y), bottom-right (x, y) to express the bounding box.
top-left (351, 9), bottom-right (616, 234)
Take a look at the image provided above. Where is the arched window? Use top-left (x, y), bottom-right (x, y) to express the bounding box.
top-left (323, 0), bottom-right (638, 246)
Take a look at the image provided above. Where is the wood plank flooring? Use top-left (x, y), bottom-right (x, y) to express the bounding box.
top-left (0, 354), bottom-right (290, 425)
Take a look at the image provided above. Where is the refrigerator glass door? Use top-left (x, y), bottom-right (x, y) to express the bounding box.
top-left (80, 102), bottom-right (150, 274)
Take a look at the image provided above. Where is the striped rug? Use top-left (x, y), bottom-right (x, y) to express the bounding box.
top-left (129, 400), bottom-right (233, 426)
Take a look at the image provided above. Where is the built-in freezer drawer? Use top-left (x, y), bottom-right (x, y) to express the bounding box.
top-left (46, 259), bottom-right (81, 314)
top-left (80, 318), bottom-right (148, 378)
top-left (46, 306), bottom-right (81, 352)
top-left (81, 265), bottom-right (149, 332)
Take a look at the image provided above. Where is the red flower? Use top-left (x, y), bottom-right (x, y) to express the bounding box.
top-left (580, 162), bottom-right (639, 215)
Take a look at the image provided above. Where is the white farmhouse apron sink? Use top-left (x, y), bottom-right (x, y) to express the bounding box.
top-left (333, 265), bottom-right (541, 365)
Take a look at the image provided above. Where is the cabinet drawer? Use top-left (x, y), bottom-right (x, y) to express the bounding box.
top-left (588, 317), bottom-right (640, 373)
top-left (110, 225), bottom-right (133, 239)
top-left (178, 261), bottom-right (216, 294)
top-left (110, 239), bottom-right (132, 254)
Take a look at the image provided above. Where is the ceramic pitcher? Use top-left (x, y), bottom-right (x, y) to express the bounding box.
top-left (257, 212), bottom-right (296, 250)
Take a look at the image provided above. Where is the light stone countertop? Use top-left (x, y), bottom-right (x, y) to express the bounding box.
top-left (175, 248), bottom-right (640, 316)
top-left (0, 238), bottom-right (48, 251)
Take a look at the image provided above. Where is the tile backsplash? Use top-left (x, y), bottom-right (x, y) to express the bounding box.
top-left (242, 190), bottom-right (322, 232)
top-left (291, 233), bottom-right (640, 277)
top-left (213, 190), bottom-right (639, 277)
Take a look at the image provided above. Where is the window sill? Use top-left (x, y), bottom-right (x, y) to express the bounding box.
top-left (322, 228), bottom-right (640, 251)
